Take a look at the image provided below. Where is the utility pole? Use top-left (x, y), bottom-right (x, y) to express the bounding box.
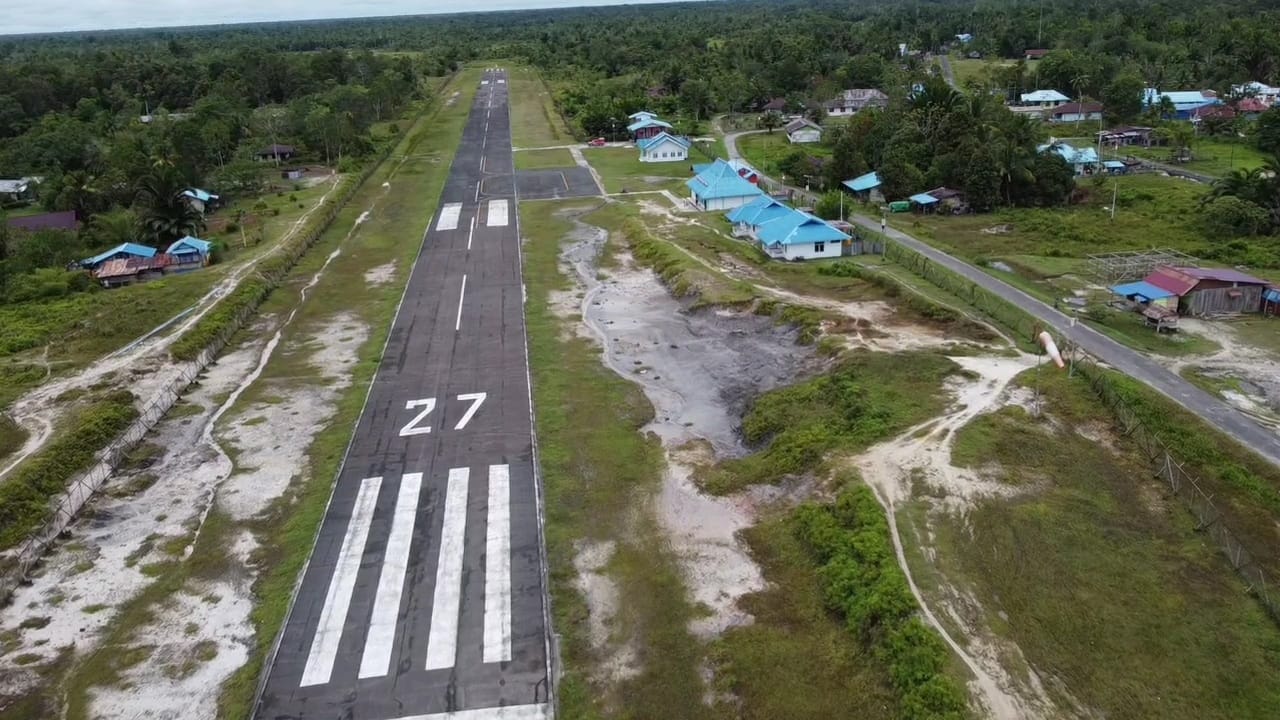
top-left (1111, 179), bottom-right (1118, 221)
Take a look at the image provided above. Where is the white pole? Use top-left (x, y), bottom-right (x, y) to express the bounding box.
top-left (1111, 180), bottom-right (1118, 221)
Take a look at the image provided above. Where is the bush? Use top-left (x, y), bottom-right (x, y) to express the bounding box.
top-left (795, 482), bottom-right (971, 718)
top-left (5, 268), bottom-right (94, 304)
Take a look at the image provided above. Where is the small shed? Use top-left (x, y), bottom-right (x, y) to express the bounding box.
top-left (94, 255), bottom-right (170, 288)
top-left (80, 242), bottom-right (156, 270)
top-left (1175, 266), bottom-right (1270, 315)
top-left (166, 236), bottom-right (214, 272)
top-left (1111, 280), bottom-right (1178, 309)
top-left (909, 192), bottom-right (940, 212)
top-left (255, 144), bottom-right (296, 162)
top-left (842, 171), bottom-right (882, 201)
top-left (784, 118), bottom-right (822, 144)
top-left (281, 168), bottom-right (306, 180)
top-left (181, 188), bottom-right (220, 214)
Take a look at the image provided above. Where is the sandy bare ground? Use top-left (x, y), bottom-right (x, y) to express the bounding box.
top-left (1163, 318), bottom-right (1280, 431)
top-left (0, 174), bottom-right (344, 485)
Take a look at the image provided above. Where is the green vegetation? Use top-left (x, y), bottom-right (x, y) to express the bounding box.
top-left (737, 131), bottom-right (830, 180)
top-left (700, 351), bottom-right (959, 495)
top-left (712, 514), bottom-right (900, 719)
top-left (1119, 138), bottom-right (1270, 177)
top-left (796, 482), bottom-right (970, 719)
top-left (508, 65), bottom-right (574, 148)
top-left (0, 392), bottom-right (137, 552)
top-left (923, 369), bottom-right (1280, 719)
top-left (514, 148), bottom-right (576, 170)
top-left (581, 147), bottom-right (690, 194)
top-left (522, 198), bottom-right (705, 718)
top-left (0, 414), bottom-right (29, 465)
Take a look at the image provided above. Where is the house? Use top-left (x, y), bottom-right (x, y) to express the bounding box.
top-left (1143, 89), bottom-right (1219, 119)
top-left (784, 118), bottom-right (822, 144)
top-left (955, 33), bottom-right (974, 43)
top-left (1110, 279), bottom-right (1179, 310)
top-left (823, 89), bottom-right (889, 117)
top-left (686, 159), bottom-right (764, 211)
top-left (627, 117), bottom-right (674, 141)
top-left (1102, 160), bottom-right (1129, 175)
top-left (725, 195), bottom-right (794, 237)
top-left (6, 210), bottom-right (79, 233)
top-left (181, 188), bottom-right (220, 214)
top-left (842, 171), bottom-right (883, 202)
top-left (0, 178), bottom-right (37, 203)
top-left (1234, 97), bottom-right (1271, 117)
top-left (1097, 126), bottom-right (1156, 147)
top-left (1024, 49), bottom-right (1049, 60)
top-left (628, 110), bottom-right (659, 123)
top-left (637, 132), bottom-right (691, 163)
top-left (1191, 104), bottom-right (1237, 125)
top-left (94, 256), bottom-right (170, 288)
top-left (760, 98), bottom-right (787, 113)
top-left (1166, 266), bottom-right (1271, 315)
top-left (255, 144), bottom-right (296, 162)
top-left (80, 242), bottom-right (157, 270)
top-left (1232, 81), bottom-right (1280, 106)
top-left (921, 186), bottom-right (966, 212)
top-left (1019, 90), bottom-right (1071, 109)
top-left (166, 236), bottom-right (214, 272)
top-left (1038, 142), bottom-right (1100, 175)
top-left (754, 209), bottom-right (849, 261)
top-left (909, 192), bottom-right (941, 212)
top-left (282, 168), bottom-right (305, 180)
top-left (1049, 101), bottom-right (1104, 123)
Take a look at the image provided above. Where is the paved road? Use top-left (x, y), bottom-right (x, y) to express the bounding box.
top-left (253, 69), bottom-right (552, 720)
top-left (937, 54), bottom-right (958, 89)
top-left (722, 132), bottom-right (1280, 469)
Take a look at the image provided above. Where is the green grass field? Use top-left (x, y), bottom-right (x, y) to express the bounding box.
top-left (736, 131), bottom-right (830, 180)
top-left (507, 65), bottom-right (573, 148)
top-left (919, 369), bottom-right (1280, 719)
top-left (581, 146), bottom-right (692, 193)
top-left (1116, 137), bottom-right (1271, 177)
top-left (948, 55), bottom-right (1013, 90)
top-left (513, 147), bottom-right (576, 170)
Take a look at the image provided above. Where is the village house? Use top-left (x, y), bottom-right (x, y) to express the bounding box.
top-left (255, 144), bottom-right (296, 162)
top-left (628, 110), bottom-right (659, 123)
top-left (94, 256), bottom-right (170, 288)
top-left (784, 118), bottom-right (823, 144)
top-left (754, 210), bottom-right (849, 261)
top-left (1039, 141), bottom-right (1100, 175)
top-left (0, 177), bottom-right (38, 203)
top-left (627, 117), bottom-right (674, 141)
top-left (636, 132), bottom-right (690, 163)
top-left (181, 187), bottom-right (220, 214)
top-left (79, 242), bottom-right (157, 271)
top-left (1049, 101), bottom-right (1104, 123)
top-left (1232, 81), bottom-right (1280, 107)
top-left (842, 171), bottom-right (883, 202)
top-left (686, 158), bottom-right (763, 211)
top-left (726, 195), bottom-right (794, 237)
top-left (1024, 49), bottom-right (1049, 60)
top-left (1143, 88), bottom-right (1219, 119)
top-left (1019, 89), bottom-right (1070, 109)
top-left (823, 89), bottom-right (888, 117)
top-left (760, 98), bottom-right (787, 113)
top-left (1097, 126), bottom-right (1156, 148)
top-left (166, 236), bottom-right (214, 272)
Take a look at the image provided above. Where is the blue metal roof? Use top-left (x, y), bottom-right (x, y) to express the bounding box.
top-left (909, 192), bottom-right (939, 205)
top-left (1103, 160), bottom-right (1126, 169)
top-left (687, 159), bottom-right (764, 201)
top-left (167, 236), bottom-right (213, 255)
top-left (629, 110), bottom-right (658, 120)
top-left (637, 132), bottom-right (691, 151)
top-left (1265, 288), bottom-right (1280, 303)
top-left (843, 171), bottom-right (881, 192)
top-left (725, 195), bottom-right (791, 227)
top-left (81, 242), bottom-right (156, 267)
top-left (627, 118), bottom-right (674, 132)
top-left (1111, 281), bottom-right (1176, 301)
top-left (757, 210), bottom-right (849, 246)
top-left (1038, 142), bottom-right (1099, 165)
top-left (181, 188), bottom-right (218, 203)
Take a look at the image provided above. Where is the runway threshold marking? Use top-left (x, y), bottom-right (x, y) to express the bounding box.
top-left (437, 203), bottom-right (462, 231)
top-left (486, 199), bottom-right (509, 227)
top-left (389, 703), bottom-right (549, 720)
top-left (483, 464), bottom-right (512, 663)
top-left (358, 472), bottom-right (424, 679)
top-left (299, 476), bottom-right (382, 687)
top-left (454, 274), bottom-right (468, 332)
top-left (425, 467), bottom-right (470, 670)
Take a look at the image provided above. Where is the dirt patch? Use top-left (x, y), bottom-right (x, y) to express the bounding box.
top-left (1168, 318), bottom-right (1280, 420)
top-left (571, 540), bottom-right (637, 684)
top-left (363, 261), bottom-right (397, 286)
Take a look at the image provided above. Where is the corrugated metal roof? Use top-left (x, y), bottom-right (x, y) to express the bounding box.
top-left (686, 159), bottom-right (764, 201)
top-left (1103, 160), bottom-right (1126, 169)
top-left (909, 193), bottom-right (939, 204)
top-left (757, 210), bottom-right (849, 246)
top-left (1021, 89), bottom-right (1070, 103)
top-left (725, 195), bottom-right (790, 226)
top-left (0, 179), bottom-right (29, 194)
top-left (628, 110), bottom-right (657, 120)
top-left (843, 171), bottom-right (881, 192)
top-left (182, 188), bottom-right (219, 203)
top-left (167, 236), bottom-right (213, 255)
top-left (95, 255), bottom-right (170, 279)
top-left (637, 132), bottom-right (690, 151)
top-left (1111, 280), bottom-right (1176, 300)
top-left (1039, 142), bottom-right (1099, 165)
top-left (1174, 266), bottom-right (1269, 285)
top-left (627, 118), bottom-right (673, 132)
top-left (1145, 267), bottom-right (1198, 296)
top-left (81, 242), bottom-right (156, 268)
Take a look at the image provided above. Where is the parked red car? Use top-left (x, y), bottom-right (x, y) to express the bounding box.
top-left (588, 137), bottom-right (607, 147)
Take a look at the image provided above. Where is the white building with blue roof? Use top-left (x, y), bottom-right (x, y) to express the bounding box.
top-left (637, 132), bottom-right (691, 163)
top-left (754, 209), bottom-right (849, 261)
top-left (1038, 141), bottom-right (1100, 175)
top-left (686, 159), bottom-right (764, 211)
top-left (725, 196), bottom-right (794, 236)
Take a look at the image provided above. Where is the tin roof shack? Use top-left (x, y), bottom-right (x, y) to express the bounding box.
top-left (1173, 267), bottom-right (1270, 316)
top-left (94, 255), bottom-right (170, 288)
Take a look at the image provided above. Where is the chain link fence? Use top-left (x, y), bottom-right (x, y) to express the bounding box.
top-left (883, 236), bottom-right (1279, 624)
top-left (0, 140), bottom-right (396, 605)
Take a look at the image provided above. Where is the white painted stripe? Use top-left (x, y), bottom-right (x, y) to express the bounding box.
top-left (497, 79), bottom-right (506, 84)
top-left (390, 703), bottom-right (549, 720)
top-left (437, 203), bottom-right (462, 231)
top-left (300, 476), bottom-right (382, 687)
top-left (358, 472), bottom-right (423, 679)
top-left (481, 80), bottom-right (490, 85)
top-left (467, 217), bottom-right (476, 251)
top-left (454, 274), bottom-right (467, 332)
top-left (486, 199), bottom-right (509, 228)
top-left (425, 467), bottom-right (470, 670)
top-left (483, 465), bottom-right (512, 663)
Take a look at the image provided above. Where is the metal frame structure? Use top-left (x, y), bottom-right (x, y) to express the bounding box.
top-left (1087, 248), bottom-right (1200, 285)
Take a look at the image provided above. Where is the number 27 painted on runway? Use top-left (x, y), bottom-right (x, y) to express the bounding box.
top-left (399, 393), bottom-right (486, 436)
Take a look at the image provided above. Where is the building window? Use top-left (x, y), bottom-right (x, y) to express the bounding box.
top-left (814, 242), bottom-right (826, 253)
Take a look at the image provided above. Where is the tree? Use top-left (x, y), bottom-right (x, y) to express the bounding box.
top-left (1102, 73), bottom-right (1145, 123)
top-left (136, 165), bottom-right (205, 247)
top-left (759, 111), bottom-right (783, 134)
top-left (1256, 107), bottom-right (1280, 156)
top-left (83, 208), bottom-right (139, 248)
top-left (1157, 122), bottom-right (1196, 161)
top-left (679, 78), bottom-right (712, 121)
top-left (1201, 195), bottom-right (1271, 237)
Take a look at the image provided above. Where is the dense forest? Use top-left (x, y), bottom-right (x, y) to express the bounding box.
top-left (3, 0), bottom-right (1280, 301)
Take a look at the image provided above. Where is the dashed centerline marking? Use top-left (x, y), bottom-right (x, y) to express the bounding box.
top-left (467, 216), bottom-right (476, 251)
top-left (454, 274), bottom-right (468, 332)
top-left (300, 476), bottom-right (382, 687)
top-left (425, 468), bottom-right (470, 670)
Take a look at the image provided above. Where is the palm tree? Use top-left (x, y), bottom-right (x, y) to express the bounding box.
top-left (135, 166), bottom-right (205, 248)
top-left (84, 208), bottom-right (140, 248)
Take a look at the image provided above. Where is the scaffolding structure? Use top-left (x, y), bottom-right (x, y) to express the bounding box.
top-left (1087, 248), bottom-right (1200, 285)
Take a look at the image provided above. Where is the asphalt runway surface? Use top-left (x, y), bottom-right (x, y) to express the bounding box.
top-left (253, 69), bottom-right (552, 720)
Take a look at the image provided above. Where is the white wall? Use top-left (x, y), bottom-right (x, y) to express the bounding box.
top-left (781, 240), bottom-right (844, 261)
top-left (788, 129), bottom-right (822, 144)
top-left (697, 194), bottom-right (760, 212)
top-left (640, 143), bottom-right (689, 163)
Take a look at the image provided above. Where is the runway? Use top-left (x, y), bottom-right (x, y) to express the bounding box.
top-left (253, 68), bottom-right (551, 720)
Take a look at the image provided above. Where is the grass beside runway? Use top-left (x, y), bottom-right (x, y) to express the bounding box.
top-left (911, 368), bottom-right (1280, 719)
top-left (520, 199), bottom-right (708, 720)
top-left (508, 66), bottom-right (574, 149)
top-left (581, 147), bottom-right (692, 194)
top-left (514, 148), bottom-right (577, 171)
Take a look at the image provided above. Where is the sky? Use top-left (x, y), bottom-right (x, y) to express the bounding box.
top-left (1, 0), bottom-right (689, 36)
